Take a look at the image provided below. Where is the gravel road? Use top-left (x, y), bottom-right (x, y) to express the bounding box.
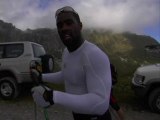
top-left (0, 91), bottom-right (160, 120)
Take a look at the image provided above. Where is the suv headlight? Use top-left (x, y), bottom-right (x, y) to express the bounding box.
top-left (134, 74), bottom-right (145, 85)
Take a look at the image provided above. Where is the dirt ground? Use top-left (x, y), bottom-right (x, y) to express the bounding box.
top-left (0, 90), bottom-right (160, 120)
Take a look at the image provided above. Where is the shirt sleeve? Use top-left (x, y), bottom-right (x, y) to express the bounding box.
top-left (53, 49), bottom-right (112, 115)
top-left (42, 71), bottom-right (64, 84)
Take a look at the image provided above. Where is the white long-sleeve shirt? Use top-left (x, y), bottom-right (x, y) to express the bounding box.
top-left (43, 40), bottom-right (111, 115)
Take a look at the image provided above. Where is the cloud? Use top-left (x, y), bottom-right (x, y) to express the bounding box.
top-left (76, 0), bottom-right (160, 33)
top-left (0, 0), bottom-right (159, 36)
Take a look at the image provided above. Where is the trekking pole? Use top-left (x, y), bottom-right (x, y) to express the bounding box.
top-left (32, 84), bottom-right (50, 120)
top-left (41, 84), bottom-right (50, 120)
top-left (30, 60), bottom-right (50, 120)
top-left (44, 108), bottom-right (49, 120)
top-left (33, 100), bottom-right (50, 120)
top-left (34, 102), bottom-right (37, 120)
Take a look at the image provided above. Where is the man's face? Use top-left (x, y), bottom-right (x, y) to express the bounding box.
top-left (56, 12), bottom-right (82, 47)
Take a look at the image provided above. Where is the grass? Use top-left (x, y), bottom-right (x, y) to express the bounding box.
top-left (113, 75), bottom-right (137, 104)
top-left (50, 60), bottom-right (137, 105)
top-left (0, 75), bottom-right (138, 110)
top-left (47, 75), bottom-right (136, 105)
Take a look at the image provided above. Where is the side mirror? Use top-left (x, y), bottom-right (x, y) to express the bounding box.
top-left (145, 45), bottom-right (160, 58)
top-left (39, 54), bottom-right (54, 73)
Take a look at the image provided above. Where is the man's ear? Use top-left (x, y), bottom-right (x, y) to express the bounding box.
top-left (80, 22), bottom-right (82, 30)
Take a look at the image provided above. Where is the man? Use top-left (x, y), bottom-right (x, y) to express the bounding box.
top-left (31, 6), bottom-right (112, 120)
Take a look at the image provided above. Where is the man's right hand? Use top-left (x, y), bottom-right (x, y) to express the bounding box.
top-left (30, 69), bottom-right (43, 85)
top-left (31, 85), bottom-right (54, 108)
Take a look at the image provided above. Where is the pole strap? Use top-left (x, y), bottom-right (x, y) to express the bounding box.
top-left (44, 108), bottom-right (49, 120)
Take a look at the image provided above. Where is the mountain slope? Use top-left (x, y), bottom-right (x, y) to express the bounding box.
top-left (0, 20), bottom-right (159, 77)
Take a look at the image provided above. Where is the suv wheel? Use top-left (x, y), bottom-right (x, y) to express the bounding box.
top-left (148, 88), bottom-right (160, 113)
top-left (0, 77), bottom-right (19, 100)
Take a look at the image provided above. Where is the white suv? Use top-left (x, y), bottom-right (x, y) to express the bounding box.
top-left (132, 45), bottom-right (160, 113)
top-left (0, 41), bottom-right (53, 100)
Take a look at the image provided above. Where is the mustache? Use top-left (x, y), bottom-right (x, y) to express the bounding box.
top-left (60, 30), bottom-right (72, 35)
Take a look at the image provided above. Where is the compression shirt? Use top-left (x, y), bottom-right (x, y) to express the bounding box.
top-left (43, 40), bottom-right (111, 115)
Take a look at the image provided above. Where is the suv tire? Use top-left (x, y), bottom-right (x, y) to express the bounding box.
top-left (148, 88), bottom-right (160, 113)
top-left (0, 77), bottom-right (19, 100)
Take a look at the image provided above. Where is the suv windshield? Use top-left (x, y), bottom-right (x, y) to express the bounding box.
top-left (32, 44), bottom-right (46, 57)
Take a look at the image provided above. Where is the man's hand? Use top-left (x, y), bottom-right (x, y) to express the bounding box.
top-left (31, 86), bottom-right (54, 108)
top-left (30, 69), bottom-right (43, 85)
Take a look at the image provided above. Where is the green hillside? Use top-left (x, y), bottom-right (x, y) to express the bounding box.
top-left (0, 20), bottom-right (159, 103)
top-left (82, 30), bottom-right (159, 103)
top-left (0, 19), bottom-right (159, 78)
top-left (84, 30), bottom-right (159, 77)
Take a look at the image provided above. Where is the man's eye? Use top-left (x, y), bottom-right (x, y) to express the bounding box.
top-left (57, 22), bottom-right (63, 28)
top-left (57, 20), bottom-right (74, 28)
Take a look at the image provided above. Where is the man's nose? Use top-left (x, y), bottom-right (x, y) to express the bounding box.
top-left (61, 23), bottom-right (70, 30)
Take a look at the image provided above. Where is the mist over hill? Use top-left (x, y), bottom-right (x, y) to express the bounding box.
top-left (0, 20), bottom-right (159, 77)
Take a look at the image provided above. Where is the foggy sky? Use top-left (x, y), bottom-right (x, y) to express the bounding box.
top-left (0, 0), bottom-right (160, 41)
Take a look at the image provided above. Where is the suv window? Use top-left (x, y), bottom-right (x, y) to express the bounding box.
top-left (32, 44), bottom-right (46, 57)
top-left (0, 44), bottom-right (24, 58)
